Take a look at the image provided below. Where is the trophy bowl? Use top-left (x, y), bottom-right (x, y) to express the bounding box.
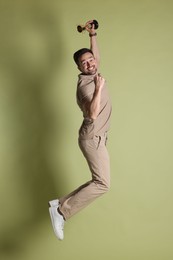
top-left (77, 20), bottom-right (99, 33)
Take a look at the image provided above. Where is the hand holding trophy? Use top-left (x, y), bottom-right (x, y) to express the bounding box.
top-left (77, 19), bottom-right (99, 33)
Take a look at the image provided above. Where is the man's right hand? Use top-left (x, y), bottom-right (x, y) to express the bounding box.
top-left (94, 74), bottom-right (105, 92)
top-left (85, 20), bottom-right (96, 35)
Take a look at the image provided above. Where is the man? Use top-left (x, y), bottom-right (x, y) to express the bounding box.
top-left (49, 20), bottom-right (112, 240)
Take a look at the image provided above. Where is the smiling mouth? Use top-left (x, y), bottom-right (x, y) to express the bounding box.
top-left (88, 66), bottom-right (95, 71)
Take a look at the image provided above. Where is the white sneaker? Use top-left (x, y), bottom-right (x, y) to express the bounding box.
top-left (49, 199), bottom-right (60, 208)
top-left (49, 200), bottom-right (64, 240)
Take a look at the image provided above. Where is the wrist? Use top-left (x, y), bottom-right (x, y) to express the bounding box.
top-left (89, 32), bottom-right (97, 37)
top-left (95, 86), bottom-right (102, 94)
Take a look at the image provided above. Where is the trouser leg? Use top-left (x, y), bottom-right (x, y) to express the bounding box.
top-left (59, 134), bottom-right (110, 220)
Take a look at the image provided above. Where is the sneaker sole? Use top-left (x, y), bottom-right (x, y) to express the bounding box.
top-left (49, 207), bottom-right (63, 240)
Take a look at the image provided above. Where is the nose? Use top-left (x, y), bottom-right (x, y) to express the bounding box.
top-left (87, 61), bottom-right (91, 67)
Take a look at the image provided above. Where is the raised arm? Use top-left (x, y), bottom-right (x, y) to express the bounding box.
top-left (85, 20), bottom-right (100, 67)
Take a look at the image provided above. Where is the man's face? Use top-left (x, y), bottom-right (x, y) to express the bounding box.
top-left (78, 52), bottom-right (97, 75)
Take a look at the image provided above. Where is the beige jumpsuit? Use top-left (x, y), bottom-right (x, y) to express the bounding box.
top-left (59, 73), bottom-right (112, 220)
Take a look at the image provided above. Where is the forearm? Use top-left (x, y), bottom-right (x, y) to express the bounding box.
top-left (90, 34), bottom-right (100, 65)
top-left (85, 20), bottom-right (100, 65)
top-left (88, 88), bottom-right (102, 120)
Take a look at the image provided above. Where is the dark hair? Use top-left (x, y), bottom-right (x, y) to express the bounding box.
top-left (73, 48), bottom-right (93, 65)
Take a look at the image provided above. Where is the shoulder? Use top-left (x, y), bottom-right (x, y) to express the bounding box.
top-left (77, 74), bottom-right (95, 102)
top-left (77, 74), bottom-right (95, 93)
top-left (78, 74), bottom-right (94, 86)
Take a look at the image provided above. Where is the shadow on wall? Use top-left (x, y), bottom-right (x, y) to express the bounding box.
top-left (0, 1), bottom-right (66, 257)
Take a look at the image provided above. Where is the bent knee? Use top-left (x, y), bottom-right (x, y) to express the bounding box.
top-left (96, 180), bottom-right (110, 193)
top-left (103, 182), bottom-right (110, 193)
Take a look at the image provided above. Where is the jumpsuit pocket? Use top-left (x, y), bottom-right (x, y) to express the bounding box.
top-left (93, 133), bottom-right (108, 149)
top-left (105, 135), bottom-right (108, 146)
top-left (93, 135), bottom-right (101, 150)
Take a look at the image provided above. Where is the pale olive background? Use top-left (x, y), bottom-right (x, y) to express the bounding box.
top-left (0, 0), bottom-right (173, 260)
